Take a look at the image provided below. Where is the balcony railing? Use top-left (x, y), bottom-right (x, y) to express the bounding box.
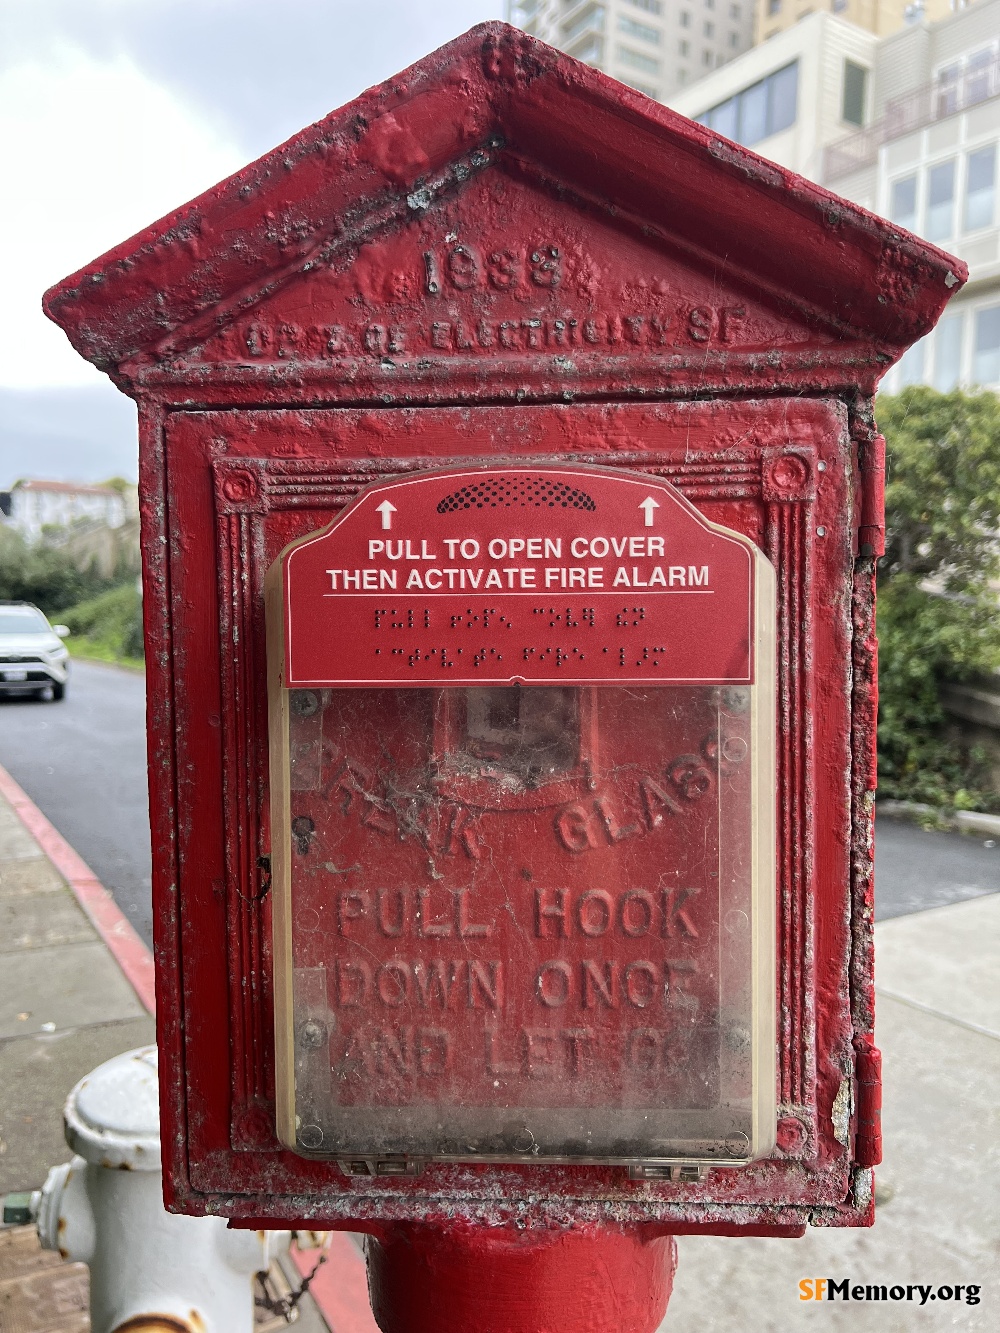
top-left (824, 51), bottom-right (1000, 183)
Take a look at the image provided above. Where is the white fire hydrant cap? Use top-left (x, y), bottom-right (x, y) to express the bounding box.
top-left (64, 1046), bottom-right (161, 1170)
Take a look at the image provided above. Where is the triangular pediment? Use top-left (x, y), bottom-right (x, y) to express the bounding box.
top-left (44, 22), bottom-right (962, 391)
top-left (183, 160), bottom-right (845, 374)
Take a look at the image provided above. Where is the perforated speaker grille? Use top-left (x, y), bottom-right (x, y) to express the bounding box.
top-left (436, 476), bottom-right (596, 513)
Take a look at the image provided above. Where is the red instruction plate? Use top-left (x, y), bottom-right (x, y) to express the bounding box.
top-left (280, 464), bottom-right (756, 687)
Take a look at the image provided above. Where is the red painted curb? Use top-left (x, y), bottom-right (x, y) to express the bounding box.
top-left (0, 759), bottom-right (372, 1333)
top-left (0, 760), bottom-right (156, 1015)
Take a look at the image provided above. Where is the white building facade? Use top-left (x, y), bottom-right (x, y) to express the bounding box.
top-left (1, 480), bottom-right (127, 544)
top-left (507, 0), bottom-right (756, 99)
top-left (667, 1), bottom-right (1000, 392)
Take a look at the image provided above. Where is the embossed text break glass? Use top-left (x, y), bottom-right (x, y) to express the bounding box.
top-left (267, 465), bottom-right (776, 1165)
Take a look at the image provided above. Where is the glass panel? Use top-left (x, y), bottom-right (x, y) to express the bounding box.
top-left (767, 62), bottom-right (798, 136)
top-left (564, 7), bottom-right (606, 42)
top-left (926, 160), bottom-right (955, 242)
top-left (898, 336), bottom-right (926, 388)
top-left (974, 305), bottom-right (1000, 386)
top-left (842, 60), bottom-right (867, 127)
top-left (740, 80), bottom-right (768, 146)
top-left (710, 96), bottom-right (739, 139)
top-left (616, 44), bottom-right (660, 73)
top-left (933, 315), bottom-right (963, 392)
top-left (965, 48), bottom-right (994, 106)
top-left (575, 35), bottom-right (604, 62)
top-left (618, 15), bottom-right (660, 42)
top-left (279, 680), bottom-right (772, 1163)
top-left (890, 175), bottom-right (918, 231)
top-left (936, 63), bottom-right (960, 117)
top-left (965, 145), bottom-right (996, 232)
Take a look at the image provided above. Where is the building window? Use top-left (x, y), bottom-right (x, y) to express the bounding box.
top-left (678, 67), bottom-right (688, 83)
top-left (966, 48), bottom-right (996, 106)
top-left (890, 175), bottom-right (918, 231)
top-left (680, 10), bottom-right (691, 25)
top-left (768, 0), bottom-right (781, 12)
top-left (729, 31), bottom-right (739, 47)
top-left (926, 160), bottom-right (956, 242)
top-left (965, 144), bottom-right (997, 231)
top-left (563, 8), bottom-right (606, 44)
top-left (618, 15), bottom-right (661, 43)
top-left (704, 21), bottom-right (715, 36)
top-left (680, 39), bottom-right (690, 54)
top-left (703, 49), bottom-right (713, 66)
top-left (842, 60), bottom-right (867, 127)
top-left (935, 62), bottom-right (961, 117)
top-left (621, 75), bottom-right (661, 97)
top-left (626, 0), bottom-right (663, 12)
top-left (617, 45), bottom-right (660, 74)
top-left (574, 36), bottom-right (604, 63)
top-left (898, 337), bottom-right (926, 388)
top-left (705, 0), bottom-right (715, 8)
top-left (934, 315), bottom-right (963, 392)
top-left (832, 0), bottom-right (848, 10)
top-left (730, 3), bottom-right (741, 16)
top-left (974, 305), bottom-right (1000, 385)
top-left (696, 61), bottom-right (798, 147)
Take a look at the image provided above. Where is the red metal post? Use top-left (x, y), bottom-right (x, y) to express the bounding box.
top-left (366, 1225), bottom-right (676, 1333)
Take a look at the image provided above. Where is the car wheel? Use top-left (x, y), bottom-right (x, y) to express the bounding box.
top-left (51, 681), bottom-right (66, 701)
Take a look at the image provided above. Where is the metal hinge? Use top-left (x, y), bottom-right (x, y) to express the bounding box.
top-left (338, 1157), bottom-right (425, 1178)
top-left (628, 1162), bottom-right (710, 1182)
top-left (857, 433), bottom-right (886, 558)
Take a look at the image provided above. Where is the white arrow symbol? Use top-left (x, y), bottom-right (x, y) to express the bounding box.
top-left (639, 496), bottom-right (660, 527)
top-left (375, 500), bottom-right (397, 530)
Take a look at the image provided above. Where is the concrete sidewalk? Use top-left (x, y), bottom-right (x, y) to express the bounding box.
top-left (0, 778), bottom-right (155, 1198)
top-left (660, 893), bottom-right (1000, 1331)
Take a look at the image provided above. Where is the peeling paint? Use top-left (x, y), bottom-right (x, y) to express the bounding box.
top-left (40, 14), bottom-right (959, 1283)
top-left (831, 1078), bottom-right (853, 1148)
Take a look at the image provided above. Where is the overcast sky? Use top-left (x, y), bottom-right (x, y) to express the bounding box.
top-left (0, 0), bottom-right (502, 487)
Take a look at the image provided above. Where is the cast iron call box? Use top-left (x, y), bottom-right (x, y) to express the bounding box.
top-left (44, 22), bottom-right (960, 1241)
top-left (267, 464), bottom-right (775, 1166)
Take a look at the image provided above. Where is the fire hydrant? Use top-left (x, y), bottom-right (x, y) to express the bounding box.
top-left (32, 1047), bottom-right (285, 1333)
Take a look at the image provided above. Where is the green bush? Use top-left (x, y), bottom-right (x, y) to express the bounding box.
top-left (61, 584), bottom-right (144, 666)
top-left (877, 387), bottom-right (1000, 810)
top-left (0, 526), bottom-right (111, 613)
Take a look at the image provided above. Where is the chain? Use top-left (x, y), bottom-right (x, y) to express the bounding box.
top-left (254, 1236), bottom-right (331, 1323)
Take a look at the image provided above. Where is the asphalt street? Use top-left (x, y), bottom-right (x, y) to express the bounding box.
top-left (0, 659), bottom-right (997, 944)
top-left (0, 659), bottom-right (153, 945)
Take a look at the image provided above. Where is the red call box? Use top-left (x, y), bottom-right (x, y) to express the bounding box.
top-left (266, 464), bottom-right (776, 1166)
top-left (43, 23), bottom-right (960, 1236)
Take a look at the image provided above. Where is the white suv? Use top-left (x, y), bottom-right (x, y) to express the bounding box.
top-left (0, 602), bottom-right (71, 701)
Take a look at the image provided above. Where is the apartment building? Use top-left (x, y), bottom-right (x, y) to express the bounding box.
top-left (826, 0), bottom-right (999, 390)
top-left (506, 0), bottom-right (756, 98)
top-left (669, 1), bottom-right (1000, 391)
top-left (754, 0), bottom-right (966, 45)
